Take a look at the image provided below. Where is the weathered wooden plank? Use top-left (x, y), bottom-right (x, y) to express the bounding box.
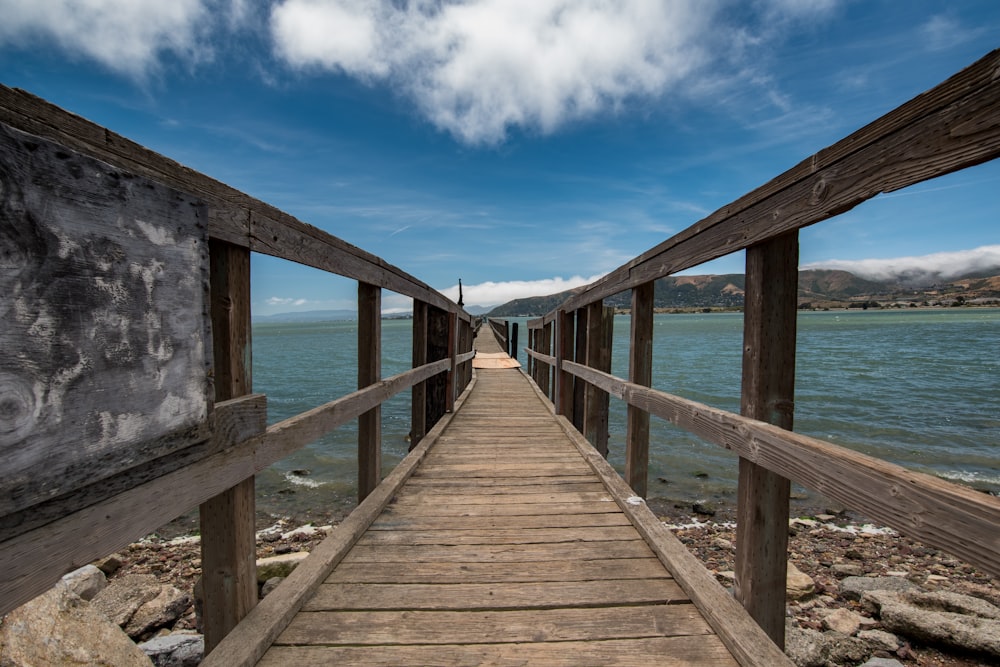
top-left (277, 606), bottom-right (708, 645)
top-left (410, 300), bottom-right (428, 449)
top-left (0, 122), bottom-right (211, 518)
top-left (259, 635), bottom-right (738, 667)
top-left (355, 526), bottom-right (642, 546)
top-left (626, 280), bottom-right (654, 497)
top-left (368, 511), bottom-right (631, 531)
top-left (375, 501), bottom-right (622, 518)
top-left (303, 579), bottom-right (688, 611)
top-left (325, 557), bottom-right (667, 584)
top-left (566, 361), bottom-right (1000, 579)
top-left (735, 232), bottom-right (798, 648)
top-left (199, 373), bottom-right (478, 667)
top-left (558, 50), bottom-right (1000, 312)
top-left (388, 490), bottom-right (614, 505)
top-left (397, 483), bottom-right (608, 497)
top-left (403, 474), bottom-right (600, 488)
top-left (0, 394), bottom-right (264, 616)
top-left (341, 540), bottom-right (656, 564)
top-left (358, 282), bottom-right (381, 502)
top-left (201, 240), bottom-right (256, 654)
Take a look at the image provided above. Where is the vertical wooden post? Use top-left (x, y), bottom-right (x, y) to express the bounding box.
top-left (584, 302), bottom-right (612, 456)
top-left (626, 282), bottom-right (654, 497)
top-left (540, 322), bottom-right (553, 399)
top-left (358, 282), bottom-right (381, 502)
top-left (446, 311), bottom-right (457, 412)
top-left (510, 322), bottom-right (519, 362)
top-left (572, 307), bottom-right (588, 432)
top-left (425, 306), bottom-right (449, 427)
top-left (555, 310), bottom-right (575, 419)
top-left (735, 231), bottom-right (799, 649)
top-left (201, 241), bottom-right (256, 655)
top-left (410, 300), bottom-right (428, 451)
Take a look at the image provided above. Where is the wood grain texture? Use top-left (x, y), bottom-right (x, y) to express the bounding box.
top-left (735, 233), bottom-right (798, 648)
top-left (0, 394), bottom-right (264, 616)
top-left (0, 122), bottom-right (211, 518)
top-left (626, 281), bottom-right (654, 497)
top-left (357, 282), bottom-right (381, 502)
top-left (201, 240), bottom-right (256, 654)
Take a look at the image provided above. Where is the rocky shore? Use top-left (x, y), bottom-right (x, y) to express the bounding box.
top-left (4, 509), bottom-right (997, 666)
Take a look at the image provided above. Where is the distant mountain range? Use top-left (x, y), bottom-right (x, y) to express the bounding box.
top-left (485, 269), bottom-right (1000, 317)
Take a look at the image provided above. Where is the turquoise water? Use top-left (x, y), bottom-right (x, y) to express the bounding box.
top-left (251, 309), bottom-right (999, 522)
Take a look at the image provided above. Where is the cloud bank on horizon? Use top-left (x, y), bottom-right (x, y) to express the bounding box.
top-left (802, 245), bottom-right (1000, 284)
top-left (0, 0), bottom-right (836, 145)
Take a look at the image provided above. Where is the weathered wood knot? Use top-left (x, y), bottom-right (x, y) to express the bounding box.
top-left (810, 178), bottom-right (829, 205)
top-left (0, 372), bottom-right (36, 447)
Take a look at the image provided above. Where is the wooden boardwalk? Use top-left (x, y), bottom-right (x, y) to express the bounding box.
top-left (209, 330), bottom-right (789, 666)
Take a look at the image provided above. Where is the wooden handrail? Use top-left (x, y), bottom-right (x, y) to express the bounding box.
top-left (558, 361), bottom-right (1000, 578)
top-left (545, 49), bottom-right (1000, 315)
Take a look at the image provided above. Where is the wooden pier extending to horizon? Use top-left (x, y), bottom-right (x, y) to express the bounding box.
top-left (2, 50), bottom-right (1000, 665)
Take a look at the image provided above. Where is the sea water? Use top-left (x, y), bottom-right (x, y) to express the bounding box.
top-left (251, 309), bottom-right (999, 522)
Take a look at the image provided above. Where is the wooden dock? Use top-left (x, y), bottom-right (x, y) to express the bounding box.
top-left (206, 329), bottom-right (789, 666)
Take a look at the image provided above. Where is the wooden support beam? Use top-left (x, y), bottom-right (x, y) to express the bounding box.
top-left (626, 282), bottom-right (654, 497)
top-left (555, 310), bottom-right (575, 419)
top-left (446, 312), bottom-right (457, 413)
top-left (584, 302), bottom-right (612, 456)
top-left (572, 308), bottom-right (588, 432)
top-left (201, 241), bottom-right (257, 655)
top-left (410, 301), bottom-right (428, 450)
top-left (425, 306), bottom-right (450, 428)
top-left (540, 323), bottom-right (553, 399)
top-left (357, 283), bottom-right (381, 502)
top-left (735, 231), bottom-right (799, 649)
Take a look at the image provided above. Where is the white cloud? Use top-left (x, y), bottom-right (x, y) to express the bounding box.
top-left (438, 274), bottom-right (606, 308)
top-left (802, 245), bottom-right (1000, 284)
top-left (266, 296), bottom-right (309, 306)
top-left (269, 0), bottom-right (719, 144)
top-left (0, 0), bottom-right (213, 78)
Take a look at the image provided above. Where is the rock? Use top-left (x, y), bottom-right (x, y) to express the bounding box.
top-left (0, 582), bottom-right (153, 666)
top-left (92, 574), bottom-right (191, 640)
top-left (783, 621), bottom-right (870, 667)
top-left (256, 551), bottom-right (310, 583)
top-left (138, 632), bottom-right (204, 667)
top-left (859, 658), bottom-right (904, 667)
top-left (822, 607), bottom-right (864, 635)
top-left (710, 537), bottom-right (733, 550)
top-left (858, 629), bottom-right (901, 651)
top-left (94, 553), bottom-right (125, 577)
top-left (62, 563), bottom-right (107, 601)
top-left (830, 563), bottom-right (864, 578)
top-left (840, 575), bottom-right (918, 601)
top-left (784, 622), bottom-right (826, 667)
top-left (786, 562), bottom-right (816, 600)
top-left (862, 589), bottom-right (1000, 658)
top-left (261, 576), bottom-right (284, 598)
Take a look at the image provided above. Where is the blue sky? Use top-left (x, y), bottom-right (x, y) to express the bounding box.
top-left (2, 1), bottom-right (998, 315)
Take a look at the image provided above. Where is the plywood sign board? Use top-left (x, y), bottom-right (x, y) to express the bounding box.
top-left (0, 123), bottom-right (211, 518)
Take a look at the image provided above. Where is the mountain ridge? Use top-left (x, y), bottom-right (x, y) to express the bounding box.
top-left (486, 269), bottom-right (1000, 317)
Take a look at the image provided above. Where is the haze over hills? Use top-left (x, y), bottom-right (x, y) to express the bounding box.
top-left (486, 269), bottom-right (1000, 317)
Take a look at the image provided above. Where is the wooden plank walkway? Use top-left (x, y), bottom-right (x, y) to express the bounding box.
top-left (208, 328), bottom-right (790, 666)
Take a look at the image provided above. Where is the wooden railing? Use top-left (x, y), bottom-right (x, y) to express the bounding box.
top-left (0, 85), bottom-right (475, 653)
top-left (526, 49), bottom-right (1000, 647)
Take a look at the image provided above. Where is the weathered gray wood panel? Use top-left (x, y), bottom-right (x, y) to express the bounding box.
top-left (0, 123), bottom-right (210, 517)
